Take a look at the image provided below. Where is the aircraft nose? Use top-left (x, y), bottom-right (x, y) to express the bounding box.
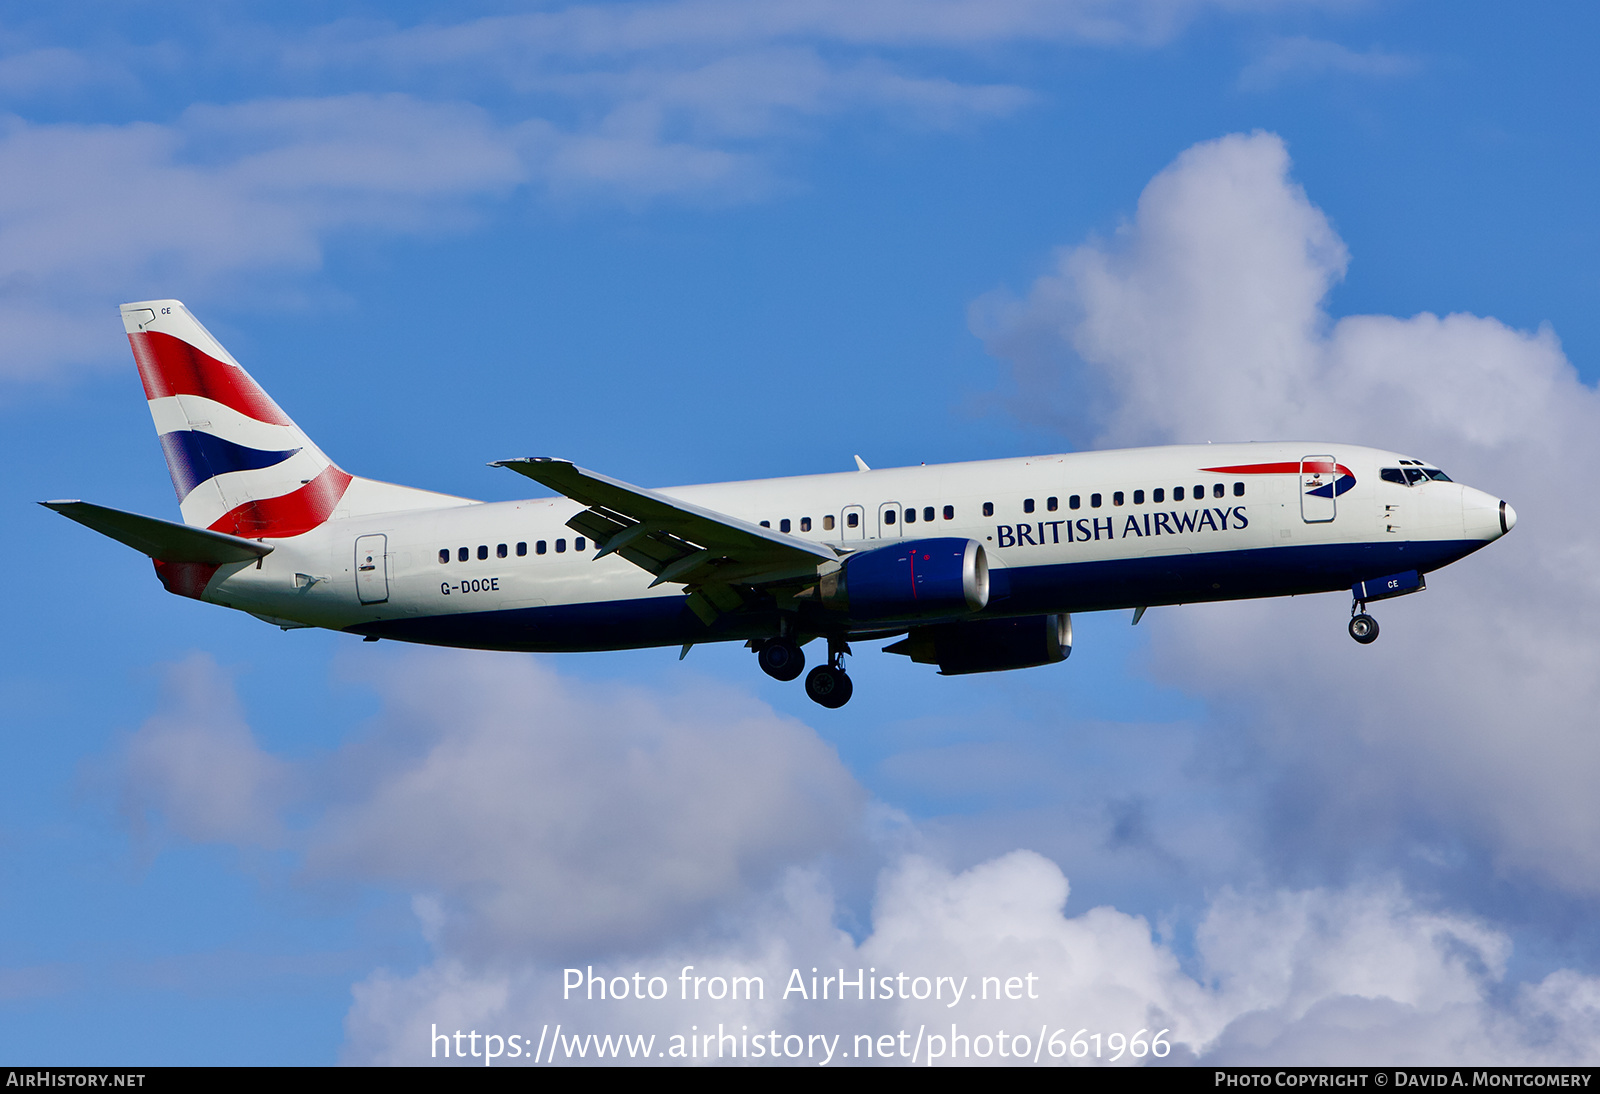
top-left (1500, 500), bottom-right (1516, 535)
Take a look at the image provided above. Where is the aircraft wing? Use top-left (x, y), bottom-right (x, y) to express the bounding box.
top-left (40, 500), bottom-right (274, 563)
top-left (492, 458), bottom-right (840, 621)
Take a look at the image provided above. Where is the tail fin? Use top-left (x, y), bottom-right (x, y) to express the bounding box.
top-left (124, 300), bottom-right (351, 537)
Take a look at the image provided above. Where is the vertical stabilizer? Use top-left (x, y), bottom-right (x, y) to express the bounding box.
top-left (122, 300), bottom-right (353, 537)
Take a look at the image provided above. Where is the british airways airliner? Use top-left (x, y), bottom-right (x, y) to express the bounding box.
top-left (43, 300), bottom-right (1516, 708)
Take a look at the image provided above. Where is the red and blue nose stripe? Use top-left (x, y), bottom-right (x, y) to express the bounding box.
top-left (1203, 460), bottom-right (1357, 497)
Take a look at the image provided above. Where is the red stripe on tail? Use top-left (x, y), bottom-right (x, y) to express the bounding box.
top-left (128, 331), bottom-right (293, 426)
top-left (207, 466), bottom-right (354, 539)
top-left (152, 559), bottom-right (221, 600)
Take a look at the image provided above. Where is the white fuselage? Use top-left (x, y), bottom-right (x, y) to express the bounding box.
top-left (192, 441), bottom-right (1509, 652)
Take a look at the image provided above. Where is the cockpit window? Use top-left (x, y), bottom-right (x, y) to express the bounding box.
top-left (1404, 468), bottom-right (1428, 485)
top-left (1424, 468), bottom-right (1452, 482)
top-left (1381, 468), bottom-right (1407, 485)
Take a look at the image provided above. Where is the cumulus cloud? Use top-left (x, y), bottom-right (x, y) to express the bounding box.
top-left (118, 649), bottom-right (865, 960)
top-left (343, 850), bottom-right (1600, 1065)
top-left (114, 650), bottom-right (1600, 1064)
top-left (118, 653), bottom-right (287, 847)
top-left (975, 131), bottom-right (1600, 900)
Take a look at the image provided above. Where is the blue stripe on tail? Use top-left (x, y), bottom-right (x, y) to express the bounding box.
top-left (157, 430), bottom-right (302, 500)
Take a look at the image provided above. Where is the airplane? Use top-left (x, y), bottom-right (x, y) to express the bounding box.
top-left (42, 300), bottom-right (1517, 709)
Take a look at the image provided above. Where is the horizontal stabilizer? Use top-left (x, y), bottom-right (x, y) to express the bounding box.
top-left (40, 500), bottom-right (273, 564)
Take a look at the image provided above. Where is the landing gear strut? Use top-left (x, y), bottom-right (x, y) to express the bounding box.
top-left (1348, 605), bottom-right (1379, 644)
top-left (804, 638), bottom-right (853, 708)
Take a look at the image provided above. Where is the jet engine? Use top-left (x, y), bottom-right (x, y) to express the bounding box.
top-left (815, 537), bottom-right (988, 622)
top-left (884, 613), bottom-right (1072, 675)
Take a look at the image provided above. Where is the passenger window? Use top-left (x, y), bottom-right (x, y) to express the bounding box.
top-left (923, 507), bottom-right (935, 522)
top-left (497, 544), bottom-right (507, 558)
top-left (556, 539), bottom-right (567, 553)
top-left (1194, 484), bottom-right (1204, 498)
top-left (824, 515), bottom-right (836, 531)
top-left (477, 545), bottom-right (488, 560)
top-left (1133, 490), bottom-right (1144, 504)
top-left (982, 502), bottom-right (994, 517)
top-left (847, 512), bottom-right (859, 528)
top-left (1023, 498), bottom-right (1035, 514)
top-left (1069, 495), bottom-right (1080, 510)
top-left (1174, 487), bottom-right (1184, 502)
top-left (760, 521), bottom-right (770, 528)
top-left (904, 508), bottom-right (916, 523)
top-left (1091, 493), bottom-right (1102, 508)
top-left (943, 505), bottom-right (954, 520)
top-left (537, 541), bottom-right (547, 555)
top-left (458, 547), bottom-right (469, 562)
top-left (800, 517), bottom-right (811, 532)
top-left (1213, 483), bottom-right (1224, 499)
top-left (780, 519), bottom-right (791, 533)
top-left (575, 537), bottom-right (586, 551)
top-left (1234, 482), bottom-right (1245, 497)
top-left (439, 549), bottom-right (449, 564)
top-left (885, 510), bottom-right (896, 525)
top-left (1113, 491), bottom-right (1124, 506)
top-left (516, 542), bottom-right (527, 556)
top-left (1047, 497), bottom-right (1058, 512)
top-left (1153, 488), bottom-right (1164, 503)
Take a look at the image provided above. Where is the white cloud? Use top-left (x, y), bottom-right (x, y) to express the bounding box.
top-left (1239, 36), bottom-right (1419, 92)
top-left (118, 653), bottom-right (287, 847)
top-left (975, 130), bottom-right (1600, 898)
top-left (129, 649), bottom-right (868, 959)
top-left (116, 647), bottom-right (1600, 1064)
top-left (343, 849), bottom-right (1600, 1065)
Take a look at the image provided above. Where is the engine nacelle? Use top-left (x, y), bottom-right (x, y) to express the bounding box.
top-left (884, 613), bottom-right (1072, 675)
top-left (818, 537), bottom-right (988, 622)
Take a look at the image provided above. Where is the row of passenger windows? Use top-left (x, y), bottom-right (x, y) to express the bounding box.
top-left (438, 538), bottom-right (587, 563)
top-left (879, 505), bottom-right (957, 527)
top-left (991, 482), bottom-right (1246, 517)
top-left (435, 480), bottom-right (1250, 562)
top-left (761, 516), bottom-right (826, 532)
top-left (759, 505), bottom-right (961, 531)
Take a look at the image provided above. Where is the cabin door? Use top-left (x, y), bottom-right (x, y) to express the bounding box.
top-left (355, 534), bottom-right (390, 604)
top-left (1299, 456), bottom-right (1337, 523)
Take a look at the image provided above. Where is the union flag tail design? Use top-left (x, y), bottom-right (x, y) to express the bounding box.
top-left (122, 300), bottom-right (353, 538)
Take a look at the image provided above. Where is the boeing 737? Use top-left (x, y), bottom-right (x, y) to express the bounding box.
top-left (43, 300), bottom-right (1516, 708)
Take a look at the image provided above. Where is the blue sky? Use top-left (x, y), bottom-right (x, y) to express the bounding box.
top-left (6, 0), bottom-right (1600, 1065)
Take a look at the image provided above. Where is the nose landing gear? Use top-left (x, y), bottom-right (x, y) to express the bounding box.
top-left (1348, 611), bottom-right (1379, 644)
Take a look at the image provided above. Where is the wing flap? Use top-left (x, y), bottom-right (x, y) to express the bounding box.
top-left (41, 500), bottom-right (273, 564)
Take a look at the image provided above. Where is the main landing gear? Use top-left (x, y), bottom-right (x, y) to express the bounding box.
top-left (757, 637), bottom-right (805, 681)
top-left (753, 636), bottom-right (854, 708)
